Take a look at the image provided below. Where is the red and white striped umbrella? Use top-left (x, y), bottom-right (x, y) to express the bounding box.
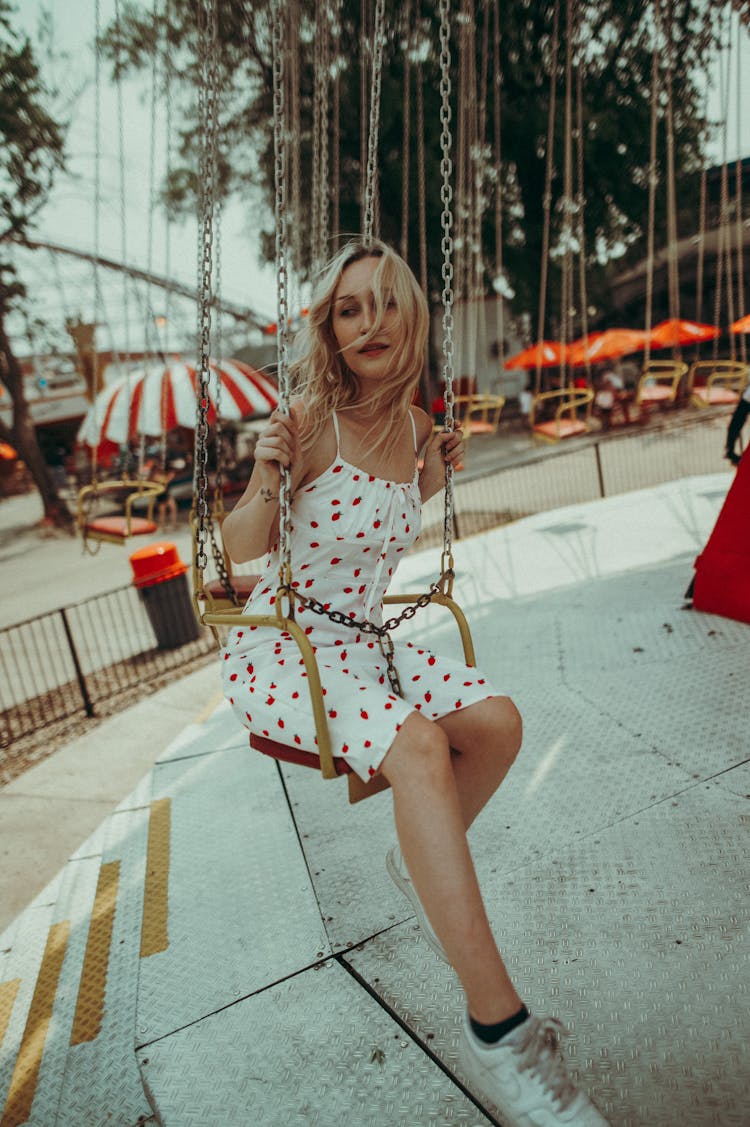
top-left (78, 357), bottom-right (278, 446)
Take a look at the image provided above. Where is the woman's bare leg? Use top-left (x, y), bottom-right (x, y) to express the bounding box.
top-left (437, 696), bottom-right (522, 830)
top-left (379, 711), bottom-right (522, 1024)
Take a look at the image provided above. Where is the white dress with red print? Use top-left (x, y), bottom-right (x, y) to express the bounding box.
top-left (221, 410), bottom-right (496, 781)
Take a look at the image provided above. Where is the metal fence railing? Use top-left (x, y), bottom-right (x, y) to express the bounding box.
top-left (0, 583), bottom-right (216, 752)
top-left (420, 410), bottom-right (731, 545)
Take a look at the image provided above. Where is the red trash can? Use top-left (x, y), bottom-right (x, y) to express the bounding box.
top-left (130, 542), bottom-right (200, 649)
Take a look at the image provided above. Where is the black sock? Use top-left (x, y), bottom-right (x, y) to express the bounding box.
top-left (469, 1004), bottom-right (530, 1045)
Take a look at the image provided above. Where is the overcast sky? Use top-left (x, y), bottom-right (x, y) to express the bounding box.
top-left (12, 0), bottom-right (750, 358)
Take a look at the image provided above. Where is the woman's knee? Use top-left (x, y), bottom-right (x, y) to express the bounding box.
top-left (379, 711), bottom-right (452, 790)
top-left (496, 695), bottom-right (523, 755)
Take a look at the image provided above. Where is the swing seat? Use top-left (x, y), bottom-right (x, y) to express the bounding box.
top-left (533, 417), bottom-right (588, 441)
top-left (636, 361), bottom-right (688, 409)
top-left (203, 574), bottom-right (261, 603)
top-left (454, 394), bottom-right (505, 437)
top-left (530, 388), bottom-right (594, 444)
top-left (251, 732), bottom-right (350, 774)
top-left (250, 733), bottom-right (390, 803)
top-left (83, 515), bottom-right (158, 543)
top-left (77, 478), bottom-right (163, 548)
top-left (687, 360), bottom-right (748, 409)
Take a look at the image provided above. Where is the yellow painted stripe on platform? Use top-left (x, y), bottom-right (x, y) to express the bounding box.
top-left (140, 798), bottom-right (171, 958)
top-left (193, 688), bottom-right (223, 725)
top-left (1, 921), bottom-right (70, 1127)
top-left (69, 861), bottom-right (120, 1046)
top-left (0, 980), bottom-right (21, 1055)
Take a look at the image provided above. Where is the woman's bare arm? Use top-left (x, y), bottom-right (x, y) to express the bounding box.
top-left (222, 407), bottom-right (307, 563)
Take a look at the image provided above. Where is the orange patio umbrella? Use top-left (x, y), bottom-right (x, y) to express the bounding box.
top-left (567, 328), bottom-right (648, 367)
top-left (0, 441), bottom-right (18, 461)
top-left (730, 314), bottom-right (750, 334)
top-left (649, 319), bottom-right (720, 348)
top-left (505, 341), bottom-right (568, 370)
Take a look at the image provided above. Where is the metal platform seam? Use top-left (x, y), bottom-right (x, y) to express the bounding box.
top-left (133, 915), bottom-right (416, 1056)
top-left (337, 953), bottom-right (503, 1127)
top-left (154, 739), bottom-right (248, 769)
top-left (567, 678), bottom-right (747, 777)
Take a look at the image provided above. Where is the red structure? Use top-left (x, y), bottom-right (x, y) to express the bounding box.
top-left (692, 455), bottom-right (750, 624)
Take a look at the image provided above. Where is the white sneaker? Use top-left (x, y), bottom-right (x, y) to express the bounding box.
top-left (385, 846), bottom-right (449, 964)
top-left (458, 1011), bottom-right (610, 1126)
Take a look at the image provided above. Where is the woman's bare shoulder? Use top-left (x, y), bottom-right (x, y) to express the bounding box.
top-left (293, 398), bottom-right (337, 484)
top-left (411, 405), bottom-right (435, 447)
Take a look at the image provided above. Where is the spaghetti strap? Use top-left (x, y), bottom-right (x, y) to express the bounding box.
top-left (331, 411), bottom-right (341, 454)
top-left (408, 409), bottom-right (418, 452)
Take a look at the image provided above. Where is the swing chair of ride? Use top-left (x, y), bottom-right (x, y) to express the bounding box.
top-left (635, 359), bottom-right (689, 411)
top-left (191, 0), bottom-right (476, 804)
top-left (454, 393), bottom-right (506, 437)
top-left (77, 476), bottom-right (162, 551)
top-left (687, 359), bottom-right (749, 408)
top-left (530, 385), bottom-right (594, 444)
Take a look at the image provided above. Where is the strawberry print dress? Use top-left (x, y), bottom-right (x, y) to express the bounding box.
top-left (222, 410), bottom-right (496, 781)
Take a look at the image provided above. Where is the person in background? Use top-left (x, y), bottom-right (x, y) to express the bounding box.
top-left (725, 383), bottom-right (750, 466)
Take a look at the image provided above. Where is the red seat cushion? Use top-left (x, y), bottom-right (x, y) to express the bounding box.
top-left (693, 387), bottom-right (739, 406)
top-left (204, 575), bottom-right (260, 600)
top-left (534, 419), bottom-right (587, 439)
top-left (85, 516), bottom-right (158, 538)
top-left (640, 385), bottom-right (673, 402)
top-left (250, 732), bottom-right (352, 775)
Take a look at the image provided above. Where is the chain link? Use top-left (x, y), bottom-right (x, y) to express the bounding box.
top-left (363, 0), bottom-right (386, 245)
top-left (438, 0), bottom-right (456, 562)
top-left (271, 0), bottom-right (293, 587)
top-left (194, 0), bottom-right (218, 573)
top-left (283, 573), bottom-right (453, 696)
top-left (311, 0), bottom-right (330, 272)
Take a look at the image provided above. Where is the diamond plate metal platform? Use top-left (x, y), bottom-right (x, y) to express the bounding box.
top-left (138, 959), bottom-right (493, 1126)
top-left (137, 744), bottom-right (331, 1046)
top-left (2, 474), bottom-right (748, 1126)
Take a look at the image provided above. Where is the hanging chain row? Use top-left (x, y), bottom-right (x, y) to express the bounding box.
top-left (271, 0), bottom-right (293, 588)
top-left (194, 0), bottom-right (219, 576)
top-left (362, 0), bottom-right (386, 245)
top-left (438, 0), bottom-right (456, 565)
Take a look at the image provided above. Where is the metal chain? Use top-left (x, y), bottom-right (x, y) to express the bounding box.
top-left (286, 575), bottom-right (453, 696)
top-left (438, 0), bottom-right (456, 565)
top-left (535, 0), bottom-right (559, 393)
top-left (363, 0), bottom-right (385, 245)
top-left (311, 0), bottom-right (330, 272)
top-left (400, 0), bottom-right (411, 261)
top-left (643, 1), bottom-right (659, 369)
top-left (164, 0), bottom-right (174, 357)
top-left (271, 0), bottom-right (293, 590)
top-left (92, 0), bottom-right (102, 483)
top-left (575, 56), bottom-right (591, 383)
top-left (194, 0), bottom-right (219, 574)
top-left (492, 0), bottom-right (505, 375)
top-left (114, 0), bottom-right (132, 367)
top-left (416, 60), bottom-right (427, 295)
top-left (734, 12), bottom-right (747, 366)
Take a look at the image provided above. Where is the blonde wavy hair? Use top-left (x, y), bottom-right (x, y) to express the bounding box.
top-left (290, 239), bottom-right (429, 454)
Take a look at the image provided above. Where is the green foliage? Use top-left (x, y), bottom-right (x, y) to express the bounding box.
top-left (102, 0), bottom-right (728, 330)
top-left (0, 0), bottom-right (66, 245)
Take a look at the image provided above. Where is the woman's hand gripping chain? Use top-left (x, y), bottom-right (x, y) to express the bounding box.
top-left (254, 408), bottom-right (306, 503)
top-left (419, 426), bottom-right (465, 503)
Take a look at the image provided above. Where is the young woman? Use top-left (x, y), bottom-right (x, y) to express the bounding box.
top-left (221, 239), bottom-right (609, 1127)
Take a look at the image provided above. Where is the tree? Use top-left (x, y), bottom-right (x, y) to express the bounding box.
top-left (104, 0), bottom-right (729, 342)
top-left (0, 0), bottom-right (71, 528)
